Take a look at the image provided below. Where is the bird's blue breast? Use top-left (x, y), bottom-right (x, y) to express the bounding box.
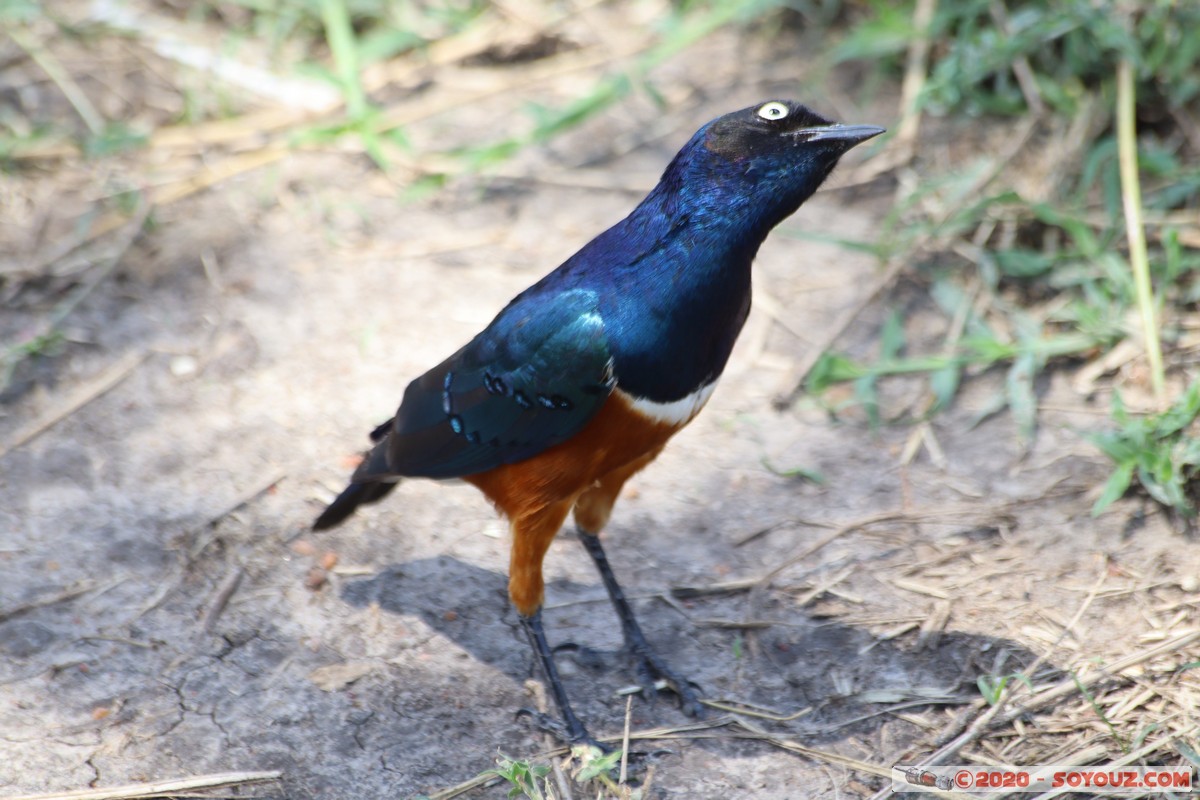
top-left (533, 203), bottom-right (755, 403)
top-left (490, 125), bottom-right (804, 405)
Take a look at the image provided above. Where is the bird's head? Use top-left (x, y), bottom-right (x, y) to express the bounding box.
top-left (662, 100), bottom-right (884, 237)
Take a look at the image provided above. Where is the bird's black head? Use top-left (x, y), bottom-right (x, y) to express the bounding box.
top-left (702, 100), bottom-right (883, 162)
top-left (662, 100), bottom-right (884, 237)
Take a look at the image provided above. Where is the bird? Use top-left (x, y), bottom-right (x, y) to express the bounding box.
top-left (313, 100), bottom-right (884, 747)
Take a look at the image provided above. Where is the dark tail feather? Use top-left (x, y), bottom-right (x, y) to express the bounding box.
top-left (313, 480), bottom-right (400, 530)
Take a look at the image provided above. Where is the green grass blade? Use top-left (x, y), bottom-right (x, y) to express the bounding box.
top-left (1116, 57), bottom-right (1165, 404)
top-left (1092, 460), bottom-right (1135, 516)
top-left (320, 0), bottom-right (367, 120)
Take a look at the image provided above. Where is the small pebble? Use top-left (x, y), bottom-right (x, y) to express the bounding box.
top-left (291, 540), bottom-right (317, 556)
top-left (169, 355), bottom-right (198, 377)
top-left (305, 566), bottom-right (328, 590)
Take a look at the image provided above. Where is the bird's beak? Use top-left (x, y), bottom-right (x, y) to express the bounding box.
top-left (793, 124), bottom-right (886, 144)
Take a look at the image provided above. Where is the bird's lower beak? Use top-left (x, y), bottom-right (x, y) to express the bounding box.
top-left (795, 124), bottom-right (886, 143)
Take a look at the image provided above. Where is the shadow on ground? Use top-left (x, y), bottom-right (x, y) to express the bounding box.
top-left (341, 554), bottom-right (1043, 750)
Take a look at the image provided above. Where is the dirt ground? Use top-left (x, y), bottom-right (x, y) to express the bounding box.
top-left (2, 14), bottom-right (1199, 800)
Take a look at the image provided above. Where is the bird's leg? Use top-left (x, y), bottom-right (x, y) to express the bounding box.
top-left (578, 530), bottom-right (703, 716)
top-left (519, 608), bottom-right (605, 749)
top-left (507, 502), bottom-right (608, 748)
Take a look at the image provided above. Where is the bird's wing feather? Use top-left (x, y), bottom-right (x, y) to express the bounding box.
top-left (360, 288), bottom-right (614, 480)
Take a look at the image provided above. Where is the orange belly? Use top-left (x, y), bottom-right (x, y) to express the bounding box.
top-left (465, 390), bottom-right (682, 520)
top-left (465, 390), bottom-right (689, 614)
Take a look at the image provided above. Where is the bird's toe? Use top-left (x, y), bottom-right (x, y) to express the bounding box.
top-left (515, 706), bottom-right (609, 751)
top-left (627, 647), bottom-right (703, 716)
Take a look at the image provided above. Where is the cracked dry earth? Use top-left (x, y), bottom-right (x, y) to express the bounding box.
top-left (3, 91), bottom-right (1198, 798)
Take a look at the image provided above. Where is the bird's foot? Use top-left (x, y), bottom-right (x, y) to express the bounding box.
top-left (515, 707), bottom-right (610, 752)
top-left (550, 640), bottom-right (610, 670)
top-left (627, 644), bottom-right (704, 717)
top-left (552, 639), bottom-right (704, 716)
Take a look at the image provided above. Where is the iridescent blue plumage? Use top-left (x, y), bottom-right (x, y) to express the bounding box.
top-left (363, 288), bottom-right (614, 479)
top-left (314, 99), bottom-right (883, 527)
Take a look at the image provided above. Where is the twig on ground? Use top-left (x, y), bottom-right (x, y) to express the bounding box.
top-left (136, 473), bottom-right (285, 618)
top-left (682, 501), bottom-right (1028, 600)
top-left (734, 516), bottom-right (835, 548)
top-left (700, 698), bottom-right (812, 722)
top-left (756, 503), bottom-right (1013, 589)
top-left (927, 628), bottom-right (1200, 769)
top-left (201, 565), bottom-right (245, 633)
top-left (833, 0), bottom-right (936, 189)
top-left (91, 2), bottom-right (340, 112)
top-left (794, 566), bottom-right (857, 607)
top-left (729, 717), bottom-right (988, 798)
top-left (5, 771), bottom-right (282, 800)
top-left (0, 350), bottom-right (147, 460)
top-left (185, 472), bottom-right (288, 561)
top-left (0, 581), bottom-right (96, 625)
top-left (426, 772), bottom-right (503, 800)
top-left (619, 695), bottom-right (632, 787)
top-left (2, 194), bottom-right (150, 395)
top-left (924, 567), bottom-right (1109, 761)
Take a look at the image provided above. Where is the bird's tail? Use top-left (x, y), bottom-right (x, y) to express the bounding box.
top-left (312, 479), bottom-right (400, 530)
top-left (313, 426), bottom-right (400, 531)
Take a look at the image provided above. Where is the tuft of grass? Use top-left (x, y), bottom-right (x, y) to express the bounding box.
top-left (802, 0), bottom-right (1200, 509)
top-left (1090, 380), bottom-right (1200, 520)
top-left (483, 746), bottom-right (628, 800)
top-left (839, 0), bottom-right (1200, 117)
top-left (976, 671), bottom-right (1034, 706)
top-left (489, 754), bottom-right (553, 800)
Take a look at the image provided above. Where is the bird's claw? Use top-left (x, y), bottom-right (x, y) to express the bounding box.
top-left (515, 707), bottom-right (610, 752)
top-left (550, 640), bottom-right (609, 670)
top-left (627, 646), bottom-right (704, 717)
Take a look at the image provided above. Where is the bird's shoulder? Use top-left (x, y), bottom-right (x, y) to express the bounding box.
top-left (375, 287), bottom-right (616, 479)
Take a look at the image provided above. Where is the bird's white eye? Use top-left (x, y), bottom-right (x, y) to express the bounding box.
top-left (756, 101), bottom-right (789, 121)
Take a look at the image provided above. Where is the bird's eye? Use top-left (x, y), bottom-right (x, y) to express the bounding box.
top-left (756, 102), bottom-right (789, 121)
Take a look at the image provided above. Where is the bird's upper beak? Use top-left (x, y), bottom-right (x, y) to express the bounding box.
top-left (792, 124), bottom-right (886, 144)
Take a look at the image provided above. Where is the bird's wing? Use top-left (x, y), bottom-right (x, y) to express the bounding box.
top-left (361, 288), bottom-right (614, 480)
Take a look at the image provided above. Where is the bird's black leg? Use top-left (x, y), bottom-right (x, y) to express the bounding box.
top-left (519, 608), bottom-right (604, 748)
top-left (578, 530), bottom-right (703, 716)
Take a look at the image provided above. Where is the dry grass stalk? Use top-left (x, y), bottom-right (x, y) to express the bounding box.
top-left (0, 350), bottom-right (147, 459)
top-left (5, 771), bottom-right (282, 800)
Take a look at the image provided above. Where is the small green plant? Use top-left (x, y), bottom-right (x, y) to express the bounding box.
top-left (489, 754), bottom-right (553, 800)
top-left (1090, 380), bottom-right (1200, 519)
top-left (574, 746), bottom-right (623, 783)
top-left (804, 318), bottom-right (1109, 431)
top-left (485, 746), bottom-right (626, 800)
top-left (976, 671), bottom-right (1034, 706)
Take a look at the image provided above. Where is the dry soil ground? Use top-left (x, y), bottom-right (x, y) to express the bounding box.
top-left (2, 13), bottom-right (1198, 800)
